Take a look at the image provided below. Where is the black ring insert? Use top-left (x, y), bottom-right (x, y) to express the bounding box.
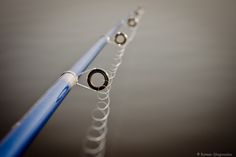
top-left (114, 32), bottom-right (127, 45)
top-left (87, 69), bottom-right (109, 91)
top-left (127, 18), bottom-right (137, 27)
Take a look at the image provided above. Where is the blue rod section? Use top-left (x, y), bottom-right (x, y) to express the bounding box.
top-left (0, 18), bottom-right (124, 157)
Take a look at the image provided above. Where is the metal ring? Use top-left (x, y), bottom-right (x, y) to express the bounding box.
top-left (114, 32), bottom-right (127, 45)
top-left (134, 10), bottom-right (139, 16)
top-left (87, 69), bottom-right (109, 91)
top-left (134, 6), bottom-right (142, 16)
top-left (127, 18), bottom-right (137, 27)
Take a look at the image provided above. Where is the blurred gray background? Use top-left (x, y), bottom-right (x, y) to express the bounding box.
top-left (0, 0), bottom-right (235, 157)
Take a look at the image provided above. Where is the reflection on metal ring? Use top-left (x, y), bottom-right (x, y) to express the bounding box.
top-left (114, 32), bottom-right (127, 45)
top-left (87, 69), bottom-right (109, 91)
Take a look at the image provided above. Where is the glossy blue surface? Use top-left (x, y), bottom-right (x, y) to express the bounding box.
top-left (0, 79), bottom-right (70, 157)
top-left (0, 18), bottom-right (123, 157)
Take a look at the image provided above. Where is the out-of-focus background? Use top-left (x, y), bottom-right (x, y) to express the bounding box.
top-left (0, 0), bottom-right (235, 157)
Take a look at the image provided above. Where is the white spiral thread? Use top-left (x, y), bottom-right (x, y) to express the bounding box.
top-left (81, 8), bottom-right (144, 157)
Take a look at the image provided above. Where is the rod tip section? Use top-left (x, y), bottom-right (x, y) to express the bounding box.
top-left (134, 6), bottom-right (144, 16)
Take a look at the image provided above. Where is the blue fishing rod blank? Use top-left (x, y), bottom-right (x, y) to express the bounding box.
top-left (0, 17), bottom-right (125, 157)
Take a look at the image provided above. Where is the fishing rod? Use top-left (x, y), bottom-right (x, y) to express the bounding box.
top-left (0, 7), bottom-right (143, 157)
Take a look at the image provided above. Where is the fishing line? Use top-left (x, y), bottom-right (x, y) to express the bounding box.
top-left (76, 8), bottom-right (144, 157)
